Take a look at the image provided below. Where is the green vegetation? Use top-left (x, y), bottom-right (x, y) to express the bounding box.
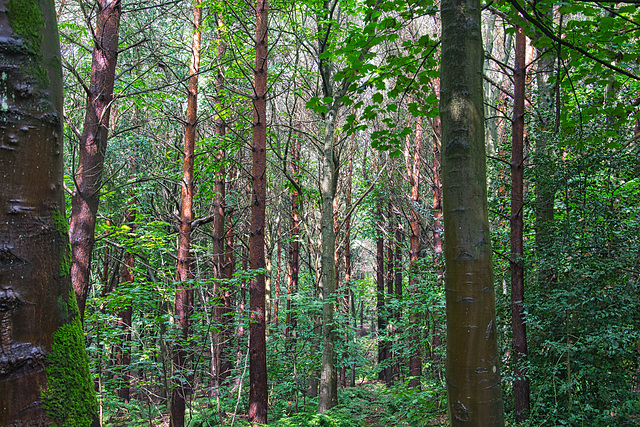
top-left (42, 291), bottom-right (98, 427)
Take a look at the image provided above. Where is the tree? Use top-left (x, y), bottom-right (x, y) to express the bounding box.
top-left (248, 0), bottom-right (269, 421)
top-left (510, 24), bottom-right (530, 423)
top-left (172, 1), bottom-right (203, 425)
top-left (0, 0), bottom-right (97, 424)
top-left (440, 0), bottom-right (505, 424)
top-left (69, 0), bottom-right (122, 322)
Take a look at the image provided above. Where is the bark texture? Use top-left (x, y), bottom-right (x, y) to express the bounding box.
top-left (511, 25), bottom-right (530, 423)
top-left (0, 1), bottom-right (97, 424)
top-left (171, 2), bottom-right (202, 425)
top-left (69, 0), bottom-right (121, 322)
top-left (248, 0), bottom-right (269, 421)
top-left (440, 0), bottom-right (505, 424)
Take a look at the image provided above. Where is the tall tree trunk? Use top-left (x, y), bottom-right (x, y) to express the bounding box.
top-left (116, 203), bottom-right (135, 403)
top-left (171, 2), bottom-right (202, 425)
top-left (341, 137), bottom-right (354, 387)
top-left (248, 0), bottom-right (269, 421)
top-left (440, 0), bottom-right (505, 424)
top-left (511, 25), bottom-right (530, 423)
top-left (286, 132), bottom-right (301, 339)
top-left (0, 1), bottom-right (97, 424)
top-left (69, 0), bottom-right (121, 322)
top-left (318, 105), bottom-right (339, 412)
top-left (376, 199), bottom-right (386, 382)
top-left (405, 117), bottom-right (423, 389)
top-left (212, 14), bottom-right (231, 395)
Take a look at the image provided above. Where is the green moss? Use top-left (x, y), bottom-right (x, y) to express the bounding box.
top-left (53, 209), bottom-right (71, 277)
top-left (42, 291), bottom-right (97, 427)
top-left (5, 0), bottom-right (45, 55)
top-left (6, 0), bottom-right (49, 87)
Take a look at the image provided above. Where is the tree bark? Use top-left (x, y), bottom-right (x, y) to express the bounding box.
top-left (511, 25), bottom-right (530, 423)
top-left (69, 0), bottom-right (121, 322)
top-left (405, 116), bottom-right (423, 389)
top-left (116, 203), bottom-right (135, 403)
top-left (0, 1), bottom-right (97, 424)
top-left (171, 2), bottom-right (202, 425)
top-left (248, 0), bottom-right (269, 421)
top-left (376, 199), bottom-right (386, 382)
top-left (286, 131), bottom-right (301, 339)
top-left (211, 14), bottom-right (231, 395)
top-left (440, 0), bottom-right (505, 424)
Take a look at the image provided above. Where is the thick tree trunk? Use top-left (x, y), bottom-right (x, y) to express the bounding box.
top-left (248, 0), bottom-right (269, 421)
top-left (69, 0), bottom-right (121, 322)
top-left (0, 1), bottom-right (97, 424)
top-left (440, 0), bottom-right (505, 424)
top-left (171, 2), bottom-right (202, 425)
top-left (511, 26), bottom-right (530, 423)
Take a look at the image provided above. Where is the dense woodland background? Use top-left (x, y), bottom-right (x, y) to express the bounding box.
top-left (34, 0), bottom-right (640, 424)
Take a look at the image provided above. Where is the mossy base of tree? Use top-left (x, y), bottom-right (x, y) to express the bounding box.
top-left (41, 291), bottom-right (98, 427)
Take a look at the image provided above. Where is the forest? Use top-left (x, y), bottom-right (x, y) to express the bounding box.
top-left (1, 0), bottom-right (640, 425)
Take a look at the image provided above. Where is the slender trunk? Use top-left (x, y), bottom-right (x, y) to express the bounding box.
top-left (511, 25), bottom-right (530, 423)
top-left (318, 106), bottom-right (339, 412)
top-left (275, 235), bottom-right (281, 328)
top-left (69, 0), bottom-right (121, 322)
top-left (341, 137), bottom-right (354, 388)
top-left (0, 1), bottom-right (97, 423)
top-left (431, 92), bottom-right (444, 377)
top-left (171, 2), bottom-right (202, 425)
top-left (393, 222), bottom-right (403, 381)
top-left (211, 14), bottom-right (230, 393)
top-left (286, 133), bottom-right (301, 339)
top-left (440, 0), bottom-right (505, 423)
top-left (406, 117), bottom-right (423, 389)
top-left (376, 200), bottom-right (386, 382)
top-left (248, 0), bottom-right (269, 420)
top-left (116, 204), bottom-right (135, 403)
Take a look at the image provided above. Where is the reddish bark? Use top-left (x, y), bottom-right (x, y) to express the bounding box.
top-left (69, 0), bottom-right (121, 322)
top-left (249, 0), bottom-right (269, 421)
top-left (171, 2), bottom-right (202, 425)
top-left (406, 117), bottom-right (423, 388)
top-left (511, 25), bottom-right (530, 423)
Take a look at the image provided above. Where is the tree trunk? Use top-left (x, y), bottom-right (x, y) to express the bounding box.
top-left (171, 2), bottom-right (202, 425)
top-left (286, 132), bottom-right (301, 339)
top-left (440, 0), bottom-right (505, 424)
top-left (376, 200), bottom-right (386, 382)
top-left (405, 117), bottom-right (423, 389)
top-left (248, 0), bottom-right (269, 421)
top-left (69, 0), bottom-right (121, 323)
top-left (211, 14), bottom-right (231, 395)
top-left (0, 1), bottom-right (97, 424)
top-left (318, 105), bottom-right (339, 412)
top-left (511, 25), bottom-right (530, 423)
top-left (116, 204), bottom-right (135, 403)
